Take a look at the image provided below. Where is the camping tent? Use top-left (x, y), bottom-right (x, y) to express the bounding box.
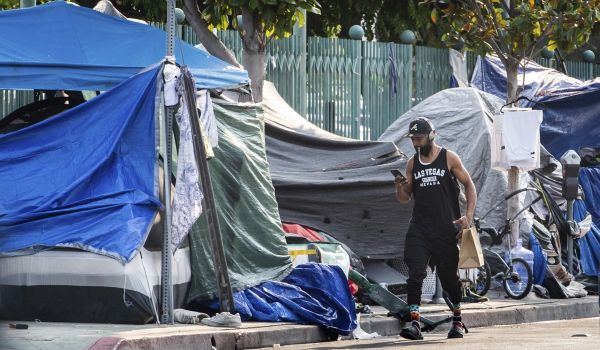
top-left (0, 64), bottom-right (194, 323)
top-left (0, 65), bottom-right (161, 262)
top-left (472, 57), bottom-right (600, 285)
top-left (378, 87), bottom-right (513, 236)
top-left (0, 3), bottom-right (291, 323)
top-left (263, 83), bottom-right (412, 259)
top-left (263, 84), bottom-right (512, 259)
top-left (0, 1), bottom-right (248, 90)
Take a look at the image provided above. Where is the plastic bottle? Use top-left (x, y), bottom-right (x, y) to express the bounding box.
top-left (510, 239), bottom-right (534, 280)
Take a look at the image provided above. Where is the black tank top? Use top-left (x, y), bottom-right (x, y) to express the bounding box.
top-left (411, 148), bottom-right (461, 231)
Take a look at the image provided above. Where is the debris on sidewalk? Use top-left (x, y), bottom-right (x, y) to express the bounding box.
top-left (8, 323), bottom-right (29, 330)
top-left (173, 309), bottom-right (209, 324)
top-left (200, 312), bottom-right (242, 328)
top-left (351, 314), bottom-right (380, 340)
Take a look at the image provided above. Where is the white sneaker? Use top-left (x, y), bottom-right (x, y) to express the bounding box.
top-left (174, 309), bottom-right (209, 324)
top-left (200, 312), bottom-right (242, 328)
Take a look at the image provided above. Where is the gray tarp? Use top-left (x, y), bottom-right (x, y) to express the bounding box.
top-left (264, 83), bottom-right (412, 259)
top-left (265, 85), bottom-right (512, 259)
top-left (379, 87), bottom-right (509, 234)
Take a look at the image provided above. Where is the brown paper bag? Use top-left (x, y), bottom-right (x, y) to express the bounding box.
top-left (458, 227), bottom-right (484, 268)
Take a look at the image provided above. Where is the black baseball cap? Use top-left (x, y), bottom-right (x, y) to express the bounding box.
top-left (406, 117), bottom-right (434, 137)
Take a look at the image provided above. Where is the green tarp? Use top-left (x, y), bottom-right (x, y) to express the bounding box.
top-left (187, 100), bottom-right (292, 302)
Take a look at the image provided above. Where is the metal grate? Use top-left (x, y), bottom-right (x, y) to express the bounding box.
top-left (389, 258), bottom-right (437, 297)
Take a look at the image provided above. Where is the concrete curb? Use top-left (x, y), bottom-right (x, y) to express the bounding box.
top-left (92, 297), bottom-right (599, 350)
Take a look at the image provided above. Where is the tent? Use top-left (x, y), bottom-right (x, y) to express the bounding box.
top-left (0, 65), bottom-right (161, 262)
top-left (471, 56), bottom-right (600, 158)
top-left (472, 57), bottom-right (600, 285)
top-left (263, 84), bottom-right (511, 260)
top-left (378, 88), bottom-right (514, 236)
top-left (0, 64), bottom-right (194, 323)
top-left (263, 83), bottom-right (411, 259)
top-left (0, 1), bottom-right (249, 90)
top-left (0, 3), bottom-right (293, 323)
top-left (186, 98), bottom-right (293, 302)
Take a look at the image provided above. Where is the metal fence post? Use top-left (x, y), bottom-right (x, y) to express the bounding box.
top-left (160, 0), bottom-right (176, 325)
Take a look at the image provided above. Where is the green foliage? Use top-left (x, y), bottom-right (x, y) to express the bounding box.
top-left (375, 0), bottom-right (441, 45)
top-left (0, 1), bottom-right (170, 22)
top-left (201, 0), bottom-right (320, 39)
top-left (0, 0), bottom-right (52, 10)
top-left (114, 0), bottom-right (169, 21)
top-left (0, 0), bottom-right (18, 9)
top-left (306, 1), bottom-right (381, 40)
top-left (304, 1), bottom-right (442, 45)
top-left (420, 0), bottom-right (600, 60)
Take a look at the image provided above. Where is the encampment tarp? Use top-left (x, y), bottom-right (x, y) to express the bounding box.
top-left (379, 87), bottom-right (515, 237)
top-left (263, 83), bottom-right (412, 259)
top-left (187, 99), bottom-right (293, 301)
top-left (471, 56), bottom-right (600, 158)
top-left (580, 167), bottom-right (600, 227)
top-left (204, 263), bottom-right (357, 335)
top-left (264, 86), bottom-right (518, 259)
top-left (0, 1), bottom-right (248, 90)
top-left (0, 65), bottom-right (162, 263)
top-left (578, 167), bottom-right (600, 277)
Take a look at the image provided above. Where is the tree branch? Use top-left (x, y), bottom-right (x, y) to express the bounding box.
top-left (466, 0), bottom-right (507, 63)
top-left (524, 20), bottom-right (556, 59)
top-left (481, 0), bottom-right (510, 54)
top-left (486, 38), bottom-right (509, 66)
top-left (182, 0), bottom-right (242, 68)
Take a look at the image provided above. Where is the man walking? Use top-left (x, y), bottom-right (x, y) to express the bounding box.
top-left (394, 117), bottom-right (477, 340)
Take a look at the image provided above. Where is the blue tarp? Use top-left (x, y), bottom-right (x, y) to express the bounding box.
top-left (577, 168), bottom-right (600, 276)
top-left (580, 167), bottom-right (600, 227)
top-left (528, 232), bottom-right (547, 285)
top-left (0, 65), bottom-right (162, 263)
top-left (207, 263), bottom-right (357, 335)
top-left (471, 56), bottom-right (600, 158)
top-left (0, 1), bottom-right (249, 90)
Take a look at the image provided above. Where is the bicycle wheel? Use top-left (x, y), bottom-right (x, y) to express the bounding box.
top-left (502, 257), bottom-right (533, 299)
top-left (473, 261), bottom-right (492, 296)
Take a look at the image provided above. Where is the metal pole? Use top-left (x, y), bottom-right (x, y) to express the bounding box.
top-left (160, 0), bottom-right (177, 325)
top-left (566, 199), bottom-right (574, 274)
top-left (166, 0), bottom-right (176, 58)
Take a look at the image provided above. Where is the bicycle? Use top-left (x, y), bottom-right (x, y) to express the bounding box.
top-left (460, 260), bottom-right (492, 298)
top-left (472, 188), bottom-right (541, 300)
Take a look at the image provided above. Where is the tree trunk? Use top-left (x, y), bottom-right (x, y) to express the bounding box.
top-left (505, 58), bottom-right (519, 104)
top-left (182, 0), bottom-right (242, 69)
top-left (241, 7), bottom-right (266, 102)
top-left (505, 58), bottom-right (520, 247)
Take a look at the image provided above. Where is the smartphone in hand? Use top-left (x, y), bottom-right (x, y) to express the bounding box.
top-left (390, 169), bottom-right (405, 180)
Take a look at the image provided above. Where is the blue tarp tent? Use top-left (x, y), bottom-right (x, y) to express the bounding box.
top-left (0, 65), bottom-right (162, 262)
top-left (471, 56), bottom-right (600, 158)
top-left (0, 1), bottom-right (248, 91)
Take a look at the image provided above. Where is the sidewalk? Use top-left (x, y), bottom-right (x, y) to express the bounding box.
top-left (1, 292), bottom-right (598, 350)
